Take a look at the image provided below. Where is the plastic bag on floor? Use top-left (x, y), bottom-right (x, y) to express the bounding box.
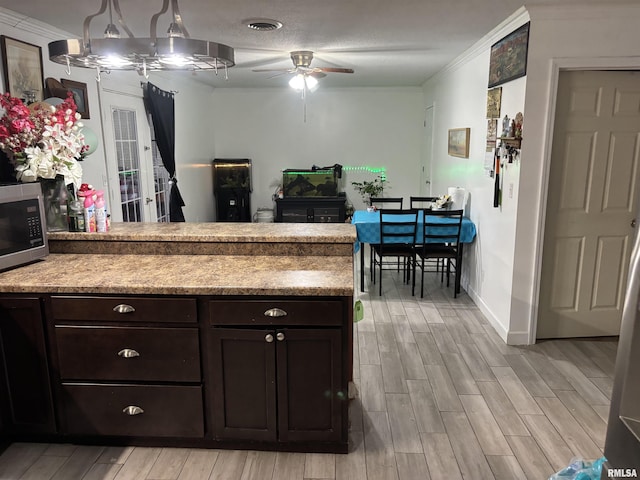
top-left (548, 457), bottom-right (606, 480)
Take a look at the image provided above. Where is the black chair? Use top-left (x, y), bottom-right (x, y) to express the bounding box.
top-left (371, 209), bottom-right (418, 296)
top-left (409, 196), bottom-right (438, 210)
top-left (416, 209), bottom-right (463, 298)
top-left (368, 197), bottom-right (404, 279)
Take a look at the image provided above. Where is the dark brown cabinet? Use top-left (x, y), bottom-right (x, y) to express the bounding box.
top-left (210, 327), bottom-right (343, 445)
top-left (0, 297), bottom-right (56, 435)
top-left (49, 295), bottom-right (204, 439)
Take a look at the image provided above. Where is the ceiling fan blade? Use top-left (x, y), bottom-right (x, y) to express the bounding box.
top-left (309, 72), bottom-right (327, 79)
top-left (252, 68), bottom-right (295, 73)
top-left (314, 67), bottom-right (354, 74)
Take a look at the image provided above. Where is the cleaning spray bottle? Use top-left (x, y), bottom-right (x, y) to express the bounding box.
top-left (83, 188), bottom-right (96, 232)
top-left (95, 190), bottom-right (107, 233)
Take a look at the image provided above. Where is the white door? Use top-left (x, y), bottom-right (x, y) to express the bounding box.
top-left (100, 87), bottom-right (157, 223)
top-left (538, 70), bottom-right (640, 338)
top-left (420, 105), bottom-right (435, 196)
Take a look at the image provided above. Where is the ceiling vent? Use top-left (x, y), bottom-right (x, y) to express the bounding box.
top-left (244, 18), bottom-right (283, 31)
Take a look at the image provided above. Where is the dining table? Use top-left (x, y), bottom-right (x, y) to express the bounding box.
top-left (351, 209), bottom-right (477, 294)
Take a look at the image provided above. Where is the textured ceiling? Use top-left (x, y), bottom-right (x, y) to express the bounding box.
top-left (0, 0), bottom-right (620, 88)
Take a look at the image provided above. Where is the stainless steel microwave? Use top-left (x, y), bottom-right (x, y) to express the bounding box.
top-left (0, 182), bottom-right (49, 271)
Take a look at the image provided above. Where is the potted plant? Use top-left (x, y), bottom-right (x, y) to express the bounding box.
top-left (351, 176), bottom-right (386, 206)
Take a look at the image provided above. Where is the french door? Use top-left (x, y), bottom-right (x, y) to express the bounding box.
top-left (100, 87), bottom-right (157, 223)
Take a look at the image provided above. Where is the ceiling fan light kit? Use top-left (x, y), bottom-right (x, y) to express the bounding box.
top-left (252, 50), bottom-right (354, 91)
top-left (48, 0), bottom-right (235, 78)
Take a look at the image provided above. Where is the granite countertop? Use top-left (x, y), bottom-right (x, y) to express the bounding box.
top-left (0, 254), bottom-right (353, 296)
top-left (48, 222), bottom-right (357, 244)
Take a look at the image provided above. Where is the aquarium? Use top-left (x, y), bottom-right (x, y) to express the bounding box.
top-left (282, 169), bottom-right (339, 197)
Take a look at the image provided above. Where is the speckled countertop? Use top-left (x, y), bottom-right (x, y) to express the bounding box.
top-left (0, 254), bottom-right (353, 296)
top-left (49, 222), bottom-right (357, 244)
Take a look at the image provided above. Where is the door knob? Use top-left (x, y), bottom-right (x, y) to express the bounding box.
top-left (632, 218), bottom-right (637, 228)
top-left (145, 197), bottom-right (153, 205)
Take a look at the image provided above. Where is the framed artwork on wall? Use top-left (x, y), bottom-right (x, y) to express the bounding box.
top-left (61, 79), bottom-right (90, 119)
top-left (486, 87), bottom-right (502, 118)
top-left (0, 35), bottom-right (45, 102)
top-left (488, 22), bottom-right (530, 88)
top-left (448, 128), bottom-right (470, 158)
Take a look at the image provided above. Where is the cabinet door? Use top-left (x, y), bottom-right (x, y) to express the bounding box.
top-left (210, 328), bottom-right (277, 441)
top-left (0, 297), bottom-right (56, 434)
top-left (276, 328), bottom-right (344, 443)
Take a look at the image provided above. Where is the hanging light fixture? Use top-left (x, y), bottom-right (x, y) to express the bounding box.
top-left (48, 0), bottom-right (235, 78)
top-left (288, 73), bottom-right (318, 92)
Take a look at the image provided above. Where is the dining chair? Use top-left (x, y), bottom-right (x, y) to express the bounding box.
top-left (371, 209), bottom-right (418, 296)
top-left (369, 197), bottom-right (403, 209)
top-left (409, 196), bottom-right (438, 210)
top-left (416, 209), bottom-right (463, 298)
top-left (368, 197), bottom-right (404, 279)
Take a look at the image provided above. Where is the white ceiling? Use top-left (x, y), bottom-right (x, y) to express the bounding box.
top-left (0, 0), bottom-right (618, 89)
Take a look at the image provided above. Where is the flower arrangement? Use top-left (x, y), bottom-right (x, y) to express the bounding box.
top-left (433, 194), bottom-right (451, 209)
top-left (0, 93), bottom-right (87, 189)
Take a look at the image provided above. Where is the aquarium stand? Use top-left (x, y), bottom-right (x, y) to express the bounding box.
top-left (275, 198), bottom-right (346, 223)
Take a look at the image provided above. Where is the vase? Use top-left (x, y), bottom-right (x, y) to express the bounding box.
top-left (39, 175), bottom-right (69, 232)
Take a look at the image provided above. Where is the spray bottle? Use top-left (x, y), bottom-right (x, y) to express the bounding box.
top-left (83, 188), bottom-right (96, 232)
top-left (95, 190), bottom-right (107, 233)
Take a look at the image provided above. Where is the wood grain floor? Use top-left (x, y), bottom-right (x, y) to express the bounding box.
top-left (0, 266), bottom-right (616, 479)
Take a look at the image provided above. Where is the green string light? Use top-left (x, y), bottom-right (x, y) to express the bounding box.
top-left (343, 166), bottom-right (387, 181)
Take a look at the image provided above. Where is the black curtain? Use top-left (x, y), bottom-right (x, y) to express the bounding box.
top-left (145, 82), bottom-right (185, 222)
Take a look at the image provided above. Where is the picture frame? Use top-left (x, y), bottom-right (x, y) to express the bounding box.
top-left (61, 79), bottom-right (90, 119)
top-left (488, 22), bottom-right (530, 88)
top-left (0, 35), bottom-right (45, 103)
top-left (448, 128), bottom-right (470, 158)
top-left (486, 119), bottom-right (498, 152)
top-left (486, 87), bottom-right (502, 118)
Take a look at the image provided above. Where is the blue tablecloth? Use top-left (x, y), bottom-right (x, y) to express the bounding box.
top-left (351, 210), bottom-right (477, 249)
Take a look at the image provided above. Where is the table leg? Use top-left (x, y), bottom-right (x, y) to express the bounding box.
top-left (360, 243), bottom-right (365, 292)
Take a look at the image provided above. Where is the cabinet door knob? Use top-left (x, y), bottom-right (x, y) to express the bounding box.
top-left (122, 405), bottom-right (144, 416)
top-left (113, 304), bottom-right (136, 314)
top-left (118, 348), bottom-right (140, 358)
top-left (276, 332), bottom-right (285, 341)
top-left (265, 334), bottom-right (274, 343)
top-left (264, 308), bottom-right (287, 317)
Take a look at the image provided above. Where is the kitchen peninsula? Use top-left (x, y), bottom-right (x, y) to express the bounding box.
top-left (0, 222), bottom-right (356, 454)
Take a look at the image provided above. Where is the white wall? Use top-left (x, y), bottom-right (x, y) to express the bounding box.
top-left (422, 11), bottom-right (529, 342)
top-left (512, 4), bottom-right (640, 342)
top-left (210, 87), bottom-right (425, 215)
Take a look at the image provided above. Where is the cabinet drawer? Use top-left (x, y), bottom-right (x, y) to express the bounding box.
top-left (210, 300), bottom-right (343, 326)
top-left (51, 296), bottom-right (197, 324)
top-left (55, 326), bottom-right (200, 382)
top-left (62, 384), bottom-right (204, 438)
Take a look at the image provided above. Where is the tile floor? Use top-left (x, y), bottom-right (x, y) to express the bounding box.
top-left (0, 265), bottom-right (615, 479)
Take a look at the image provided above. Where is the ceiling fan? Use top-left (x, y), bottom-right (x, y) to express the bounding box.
top-left (252, 51), bottom-right (354, 90)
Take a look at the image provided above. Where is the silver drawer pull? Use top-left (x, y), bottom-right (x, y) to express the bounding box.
top-left (113, 304), bottom-right (136, 314)
top-left (276, 332), bottom-right (285, 341)
top-left (264, 308), bottom-right (287, 318)
top-left (265, 334), bottom-right (274, 343)
top-left (122, 405), bottom-right (144, 416)
top-left (118, 348), bottom-right (140, 358)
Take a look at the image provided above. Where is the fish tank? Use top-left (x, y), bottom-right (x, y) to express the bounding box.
top-left (282, 168), bottom-right (339, 197)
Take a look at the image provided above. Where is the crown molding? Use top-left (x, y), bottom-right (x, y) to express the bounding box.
top-left (425, 6), bottom-right (530, 84)
top-left (0, 7), bottom-right (74, 41)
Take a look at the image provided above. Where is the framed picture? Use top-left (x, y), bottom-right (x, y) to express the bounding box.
top-left (61, 79), bottom-right (90, 119)
top-left (486, 119), bottom-right (498, 152)
top-left (448, 128), bottom-right (470, 158)
top-left (488, 22), bottom-right (530, 88)
top-left (486, 87), bottom-right (502, 118)
top-left (0, 36), bottom-right (45, 102)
